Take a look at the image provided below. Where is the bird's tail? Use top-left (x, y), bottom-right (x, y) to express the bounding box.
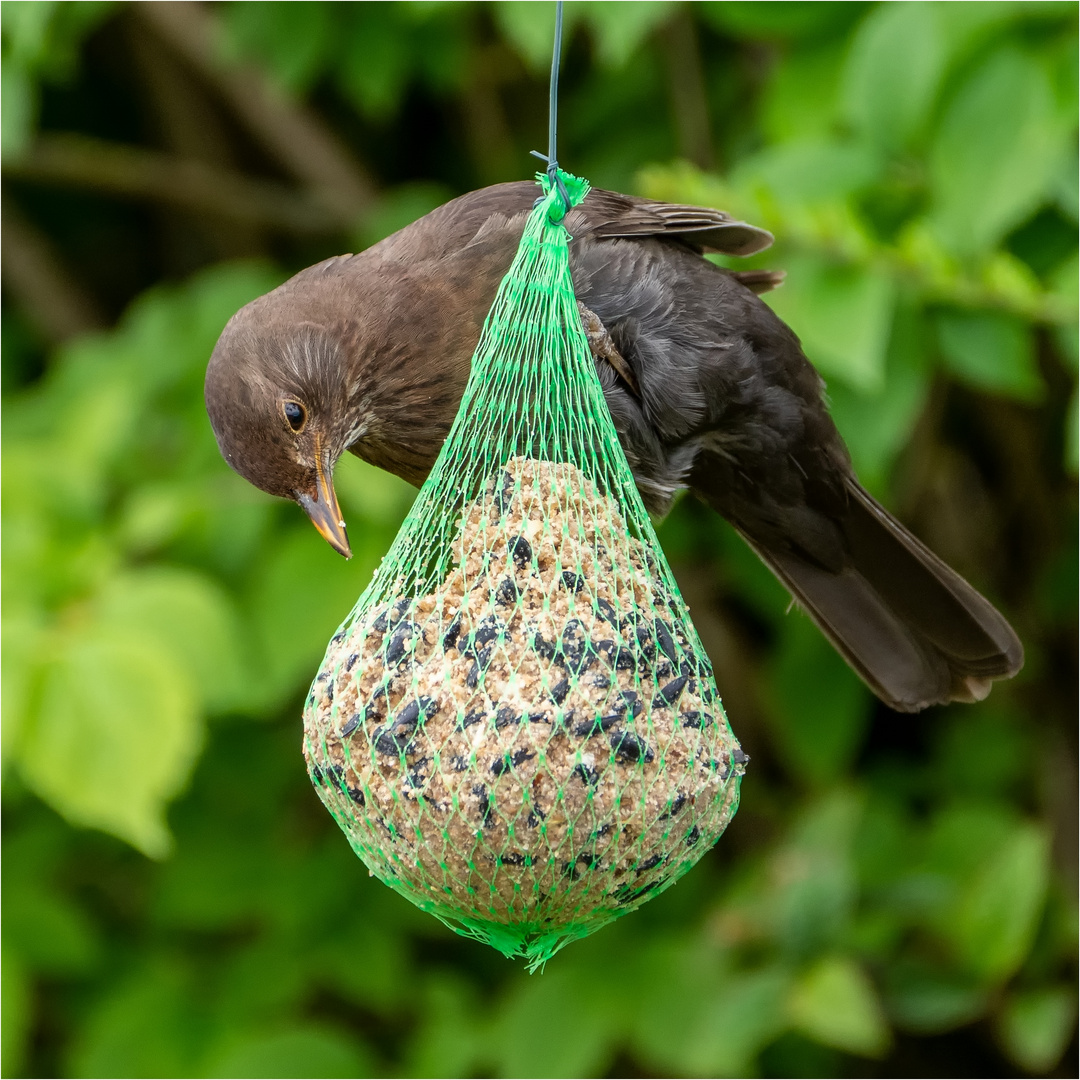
top-left (734, 481), bottom-right (1023, 712)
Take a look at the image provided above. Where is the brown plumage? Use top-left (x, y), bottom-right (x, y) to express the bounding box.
top-left (205, 182), bottom-right (1023, 712)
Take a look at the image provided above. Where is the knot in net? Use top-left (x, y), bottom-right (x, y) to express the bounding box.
top-left (304, 170), bottom-right (745, 968)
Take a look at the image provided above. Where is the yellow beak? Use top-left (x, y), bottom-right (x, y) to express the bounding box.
top-left (296, 441), bottom-right (351, 558)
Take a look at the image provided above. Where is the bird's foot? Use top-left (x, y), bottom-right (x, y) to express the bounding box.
top-left (577, 301), bottom-right (640, 397)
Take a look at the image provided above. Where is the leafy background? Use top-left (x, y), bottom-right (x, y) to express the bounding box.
top-left (2, 2), bottom-right (1076, 1076)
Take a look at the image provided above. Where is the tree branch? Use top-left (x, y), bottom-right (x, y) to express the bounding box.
top-left (3, 133), bottom-right (341, 232)
top-left (659, 9), bottom-right (715, 171)
top-left (124, 14), bottom-right (270, 259)
top-left (134, 1), bottom-right (379, 225)
top-left (1, 192), bottom-right (106, 344)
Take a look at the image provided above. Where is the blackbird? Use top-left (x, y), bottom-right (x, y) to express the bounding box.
top-left (205, 182), bottom-right (1022, 712)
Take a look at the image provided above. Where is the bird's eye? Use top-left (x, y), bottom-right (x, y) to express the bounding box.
top-left (283, 400), bottom-right (306, 432)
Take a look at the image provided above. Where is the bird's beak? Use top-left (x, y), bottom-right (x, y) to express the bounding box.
top-left (296, 440), bottom-right (351, 558)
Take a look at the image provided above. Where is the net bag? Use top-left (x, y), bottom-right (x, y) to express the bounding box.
top-left (303, 171), bottom-right (745, 967)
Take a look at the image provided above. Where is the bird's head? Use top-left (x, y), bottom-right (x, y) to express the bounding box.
top-left (205, 305), bottom-right (358, 558)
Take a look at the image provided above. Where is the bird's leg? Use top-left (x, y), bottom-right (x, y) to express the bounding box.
top-left (577, 301), bottom-right (640, 397)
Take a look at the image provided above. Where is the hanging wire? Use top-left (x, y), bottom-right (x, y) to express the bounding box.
top-left (531, 0), bottom-right (570, 214)
top-left (547, 0), bottom-right (563, 168)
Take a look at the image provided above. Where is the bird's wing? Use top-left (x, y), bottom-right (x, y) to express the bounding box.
top-left (364, 183), bottom-right (774, 264)
top-left (574, 188), bottom-right (774, 257)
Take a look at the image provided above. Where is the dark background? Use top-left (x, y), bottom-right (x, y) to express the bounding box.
top-left (2, 2), bottom-right (1077, 1076)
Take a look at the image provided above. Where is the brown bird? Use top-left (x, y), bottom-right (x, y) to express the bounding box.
top-left (205, 182), bottom-right (1022, 712)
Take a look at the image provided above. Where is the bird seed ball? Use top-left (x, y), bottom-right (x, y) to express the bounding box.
top-left (303, 456), bottom-right (745, 929)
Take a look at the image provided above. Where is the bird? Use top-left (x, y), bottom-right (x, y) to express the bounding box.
top-left (205, 181), bottom-right (1023, 713)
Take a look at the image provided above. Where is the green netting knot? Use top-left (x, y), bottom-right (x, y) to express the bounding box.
top-left (537, 167), bottom-right (589, 224)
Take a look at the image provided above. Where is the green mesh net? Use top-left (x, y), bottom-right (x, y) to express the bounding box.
top-left (303, 170), bottom-right (745, 968)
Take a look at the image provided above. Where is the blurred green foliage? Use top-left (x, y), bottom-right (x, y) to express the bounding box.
top-left (2, 2), bottom-right (1076, 1076)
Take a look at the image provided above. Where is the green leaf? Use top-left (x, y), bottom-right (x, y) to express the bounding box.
top-left (247, 527), bottom-right (380, 708)
top-left (953, 823), bottom-right (1051, 982)
top-left (841, 1), bottom-right (946, 152)
top-left (333, 453), bottom-right (416, 529)
top-left (1, 605), bottom-right (46, 766)
top-left (853, 794), bottom-right (913, 891)
top-left (760, 40), bottom-right (847, 144)
top-left (827, 298), bottom-right (930, 492)
top-left (610, 937), bottom-right (717, 1072)
top-left (699, 2), bottom-right (869, 41)
top-left (924, 802), bottom-right (1018, 882)
top-left (765, 613), bottom-right (871, 784)
top-left (68, 963), bottom-right (203, 1078)
top-left (94, 567), bottom-right (253, 716)
top-left (997, 986), bottom-right (1077, 1074)
top-left (0, 0), bottom-right (114, 78)
top-left (0, 62), bottom-right (35, 159)
top-left (773, 792), bottom-right (862, 958)
top-left (761, 1032), bottom-right (844, 1077)
top-left (1034, 536), bottom-right (1080, 626)
top-left (1050, 255), bottom-right (1079, 341)
top-left (205, 1026), bottom-right (376, 1079)
top-left (1, 0), bottom-right (60, 67)
top-left (935, 309), bottom-right (1043, 402)
top-left (112, 260), bottom-right (282, 393)
top-left (933, 0), bottom-right (1032, 58)
top-left (152, 821), bottom-right (275, 933)
top-left (484, 964), bottom-right (624, 1077)
top-left (337, 5), bottom-right (412, 119)
top-left (23, 260), bottom-right (279, 424)
top-left (1052, 143), bottom-right (1079, 221)
top-left (1048, 27), bottom-right (1079, 121)
top-left (1, 949), bottom-right (30, 1080)
top-left (2, 884), bottom-right (101, 976)
top-left (493, 1), bottom-right (568, 71)
top-left (931, 708), bottom-right (1030, 799)
top-left (317, 915), bottom-right (411, 1011)
top-left (0, 0), bottom-right (113, 155)
top-left (185, 261), bottom-right (287, 353)
top-left (220, 0), bottom-right (334, 93)
top-left (883, 961), bottom-right (989, 1033)
top-left (929, 47), bottom-right (1067, 255)
top-left (679, 966), bottom-right (792, 1076)
top-left (115, 481), bottom-right (206, 556)
top-left (764, 254), bottom-right (895, 392)
top-left (395, 4), bottom-right (471, 95)
top-left (581, 2), bottom-right (673, 68)
top-left (214, 941), bottom-right (323, 1032)
top-left (353, 181), bottom-right (456, 251)
top-left (403, 974), bottom-right (486, 1078)
top-left (733, 138), bottom-right (882, 209)
top-left (789, 955), bottom-right (891, 1057)
top-left (17, 626), bottom-right (203, 857)
top-left (52, 376), bottom-right (142, 497)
